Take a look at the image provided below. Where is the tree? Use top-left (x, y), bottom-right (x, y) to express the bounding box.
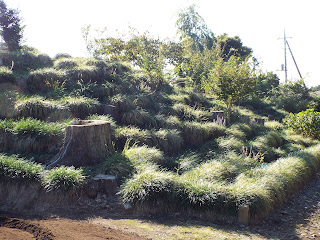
top-left (271, 79), bottom-right (310, 113)
top-left (216, 34), bottom-right (252, 61)
top-left (202, 56), bottom-right (256, 123)
top-left (176, 4), bottom-right (214, 51)
top-left (255, 71), bottom-right (280, 98)
top-left (0, 0), bottom-right (23, 51)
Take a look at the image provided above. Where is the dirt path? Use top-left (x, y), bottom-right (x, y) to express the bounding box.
top-left (1, 173), bottom-right (320, 240)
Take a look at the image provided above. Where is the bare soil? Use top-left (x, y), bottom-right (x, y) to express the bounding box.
top-left (1, 172), bottom-right (320, 240)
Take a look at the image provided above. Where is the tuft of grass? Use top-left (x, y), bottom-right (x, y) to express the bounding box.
top-left (153, 129), bottom-right (183, 155)
top-left (121, 108), bottom-right (157, 129)
top-left (27, 68), bottom-right (65, 93)
top-left (0, 118), bottom-right (64, 137)
top-left (15, 95), bottom-right (100, 120)
top-left (42, 166), bottom-right (86, 192)
top-left (54, 57), bottom-right (79, 69)
top-left (120, 168), bottom-right (176, 207)
top-left (123, 146), bottom-right (164, 172)
top-left (0, 66), bottom-right (15, 83)
top-left (217, 137), bottom-right (244, 151)
top-left (182, 121), bottom-right (226, 145)
top-left (0, 153), bottom-right (43, 180)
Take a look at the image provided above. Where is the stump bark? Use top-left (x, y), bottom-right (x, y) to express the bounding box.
top-left (48, 120), bottom-right (112, 168)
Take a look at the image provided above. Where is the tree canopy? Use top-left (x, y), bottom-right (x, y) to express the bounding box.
top-left (0, 0), bottom-right (23, 51)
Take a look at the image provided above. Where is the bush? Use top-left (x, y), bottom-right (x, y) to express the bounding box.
top-left (283, 109), bottom-right (320, 139)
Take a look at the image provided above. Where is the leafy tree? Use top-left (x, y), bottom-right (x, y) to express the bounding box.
top-left (216, 34), bottom-right (252, 61)
top-left (82, 26), bottom-right (166, 89)
top-left (0, 0), bottom-right (23, 51)
top-left (176, 4), bottom-right (214, 51)
top-left (272, 79), bottom-right (310, 113)
top-left (202, 56), bottom-right (256, 123)
top-left (255, 71), bottom-right (280, 97)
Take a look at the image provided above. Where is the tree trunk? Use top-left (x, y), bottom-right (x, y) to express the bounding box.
top-left (48, 120), bottom-right (112, 168)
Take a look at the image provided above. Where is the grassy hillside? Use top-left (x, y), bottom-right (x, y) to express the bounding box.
top-left (1, 49), bottom-right (320, 222)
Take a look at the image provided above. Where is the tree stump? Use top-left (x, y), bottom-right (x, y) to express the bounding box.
top-left (48, 120), bottom-right (112, 168)
top-left (254, 118), bottom-right (265, 125)
top-left (240, 115), bottom-right (251, 124)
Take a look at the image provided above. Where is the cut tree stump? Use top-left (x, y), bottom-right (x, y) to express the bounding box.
top-left (48, 120), bottom-right (112, 168)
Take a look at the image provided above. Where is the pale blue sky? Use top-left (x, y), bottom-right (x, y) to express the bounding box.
top-left (5, 0), bottom-right (320, 86)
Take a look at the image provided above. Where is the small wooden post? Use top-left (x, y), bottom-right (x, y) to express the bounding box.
top-left (268, 115), bottom-right (274, 121)
top-left (238, 205), bottom-right (250, 225)
top-left (254, 118), bottom-right (265, 125)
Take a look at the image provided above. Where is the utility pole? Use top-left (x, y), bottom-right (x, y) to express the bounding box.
top-left (284, 30), bottom-right (288, 83)
top-left (278, 30), bottom-right (289, 83)
top-left (278, 30), bottom-right (302, 83)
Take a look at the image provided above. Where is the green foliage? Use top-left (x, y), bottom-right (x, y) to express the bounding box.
top-left (0, 117), bottom-right (64, 137)
top-left (54, 53), bottom-right (72, 59)
top-left (54, 57), bottom-right (79, 69)
top-left (27, 68), bottom-right (65, 93)
top-left (42, 166), bottom-right (86, 192)
top-left (15, 95), bottom-right (100, 120)
top-left (120, 143), bottom-right (320, 217)
top-left (272, 79), bottom-right (310, 113)
top-left (0, 66), bottom-right (14, 83)
top-left (0, 50), bottom-right (53, 71)
top-left (123, 146), bottom-right (164, 172)
top-left (216, 34), bottom-right (252, 61)
top-left (0, 0), bottom-right (23, 51)
top-left (284, 109), bottom-right (320, 139)
top-left (176, 4), bottom-right (214, 51)
top-left (255, 71), bottom-right (279, 98)
top-left (120, 168), bottom-right (176, 206)
top-left (0, 153), bottom-right (43, 180)
top-left (203, 56), bottom-right (256, 123)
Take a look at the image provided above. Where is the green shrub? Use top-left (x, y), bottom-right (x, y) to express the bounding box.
top-left (15, 96), bottom-right (99, 120)
top-left (284, 109), bottom-right (320, 139)
top-left (85, 152), bottom-right (134, 181)
top-left (85, 58), bottom-right (107, 68)
top-left (0, 66), bottom-right (14, 83)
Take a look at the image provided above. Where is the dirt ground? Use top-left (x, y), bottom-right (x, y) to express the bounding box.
top-left (2, 173), bottom-right (320, 240)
